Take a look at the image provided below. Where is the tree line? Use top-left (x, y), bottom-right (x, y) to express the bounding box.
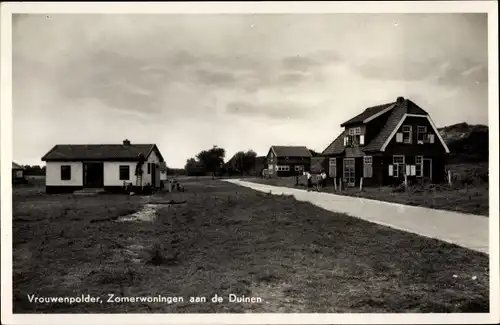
top-left (184, 145), bottom-right (261, 177)
top-left (21, 165), bottom-right (46, 176)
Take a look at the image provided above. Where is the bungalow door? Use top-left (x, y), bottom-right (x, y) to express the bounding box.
top-left (343, 158), bottom-right (355, 187)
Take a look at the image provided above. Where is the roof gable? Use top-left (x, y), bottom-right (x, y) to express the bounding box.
top-left (363, 98), bottom-right (429, 152)
top-left (41, 144), bottom-right (164, 162)
top-left (12, 162), bottom-right (24, 169)
top-left (271, 145), bottom-right (312, 157)
top-left (323, 97), bottom-right (435, 154)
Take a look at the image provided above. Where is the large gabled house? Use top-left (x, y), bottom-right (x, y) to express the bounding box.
top-left (322, 97), bottom-right (450, 187)
top-left (266, 145), bottom-right (312, 177)
top-left (41, 139), bottom-right (166, 193)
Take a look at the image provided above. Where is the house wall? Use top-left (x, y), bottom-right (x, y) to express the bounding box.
top-left (143, 150), bottom-right (162, 186)
top-left (378, 154), bottom-right (446, 186)
top-left (385, 116), bottom-right (447, 155)
top-left (275, 158), bottom-right (312, 177)
top-left (160, 170), bottom-right (167, 181)
top-left (46, 161), bottom-right (83, 186)
top-left (103, 161), bottom-right (137, 186)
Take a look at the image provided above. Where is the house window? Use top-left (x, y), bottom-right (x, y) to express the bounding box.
top-left (277, 165), bottom-right (290, 172)
top-left (415, 156), bottom-right (423, 177)
top-left (348, 127), bottom-right (361, 136)
top-left (363, 156), bottom-right (373, 178)
top-left (60, 165), bottom-right (71, 180)
top-left (402, 125), bottom-right (412, 144)
top-left (417, 126), bottom-right (428, 143)
top-left (119, 165), bottom-right (130, 181)
top-left (343, 158), bottom-right (355, 185)
top-left (147, 163), bottom-right (151, 174)
top-left (392, 155), bottom-right (405, 177)
top-left (295, 165), bottom-right (304, 172)
top-left (347, 127), bottom-right (363, 146)
top-left (393, 155), bottom-right (405, 164)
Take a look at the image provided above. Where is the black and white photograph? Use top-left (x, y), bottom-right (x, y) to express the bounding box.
top-left (1, 1), bottom-right (499, 324)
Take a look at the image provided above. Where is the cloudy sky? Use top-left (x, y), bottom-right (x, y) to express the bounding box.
top-left (13, 13), bottom-right (488, 168)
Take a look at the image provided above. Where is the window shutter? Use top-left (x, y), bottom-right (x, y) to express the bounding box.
top-left (329, 158), bottom-right (336, 177)
top-left (388, 164), bottom-right (393, 176)
top-left (406, 164), bottom-right (411, 176)
top-left (411, 165), bottom-right (416, 176)
top-left (429, 134), bottom-right (435, 143)
top-left (396, 133), bottom-right (403, 143)
top-left (364, 164), bottom-right (373, 178)
top-left (359, 135), bottom-right (365, 145)
top-left (343, 137), bottom-right (347, 146)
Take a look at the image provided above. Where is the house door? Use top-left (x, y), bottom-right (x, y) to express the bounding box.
top-left (83, 162), bottom-right (104, 188)
top-left (151, 163), bottom-right (159, 188)
top-left (343, 158), bottom-right (355, 187)
top-left (423, 158), bottom-right (432, 181)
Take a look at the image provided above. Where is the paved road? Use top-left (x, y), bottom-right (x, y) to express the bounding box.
top-left (225, 179), bottom-right (489, 255)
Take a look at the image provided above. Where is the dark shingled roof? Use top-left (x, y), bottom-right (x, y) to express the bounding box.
top-left (340, 102), bottom-right (396, 127)
top-left (271, 146), bottom-right (312, 157)
top-left (12, 162), bottom-right (24, 169)
top-left (363, 98), bottom-right (428, 152)
top-left (323, 97), bottom-right (430, 154)
top-left (322, 130), bottom-right (347, 156)
top-left (41, 144), bottom-right (164, 162)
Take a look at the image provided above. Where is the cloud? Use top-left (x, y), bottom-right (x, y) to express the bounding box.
top-left (225, 101), bottom-right (313, 120)
top-left (194, 68), bottom-right (238, 86)
top-left (11, 13), bottom-right (489, 168)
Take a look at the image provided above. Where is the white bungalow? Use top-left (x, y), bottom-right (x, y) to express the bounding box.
top-left (41, 139), bottom-right (166, 193)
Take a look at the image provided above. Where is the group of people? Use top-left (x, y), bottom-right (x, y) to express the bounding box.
top-left (303, 169), bottom-right (327, 191)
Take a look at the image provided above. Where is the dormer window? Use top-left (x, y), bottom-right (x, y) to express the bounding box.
top-left (348, 127), bottom-right (361, 136)
top-left (402, 125), bottom-right (412, 144)
top-left (345, 126), bottom-right (365, 146)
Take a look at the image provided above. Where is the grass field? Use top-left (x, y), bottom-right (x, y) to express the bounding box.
top-left (12, 178), bottom-right (489, 313)
top-left (249, 163), bottom-right (489, 216)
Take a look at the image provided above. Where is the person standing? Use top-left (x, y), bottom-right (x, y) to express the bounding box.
top-left (304, 171), bottom-right (312, 191)
top-left (320, 170), bottom-right (327, 188)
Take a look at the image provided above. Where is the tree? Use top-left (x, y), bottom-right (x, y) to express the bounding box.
top-left (196, 145), bottom-right (226, 178)
top-left (234, 150), bottom-right (257, 175)
top-left (184, 157), bottom-right (204, 176)
top-left (22, 165), bottom-right (45, 176)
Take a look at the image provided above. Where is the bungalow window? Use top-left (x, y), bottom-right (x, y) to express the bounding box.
top-left (294, 165), bottom-right (304, 172)
top-left (417, 126), bottom-right (428, 143)
top-left (119, 165), bottom-right (130, 181)
top-left (60, 165), bottom-right (71, 180)
top-left (363, 156), bottom-right (373, 178)
top-left (402, 125), bottom-right (412, 144)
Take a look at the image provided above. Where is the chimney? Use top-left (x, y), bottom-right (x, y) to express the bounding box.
top-left (123, 139), bottom-right (131, 145)
top-left (397, 96), bottom-right (405, 104)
